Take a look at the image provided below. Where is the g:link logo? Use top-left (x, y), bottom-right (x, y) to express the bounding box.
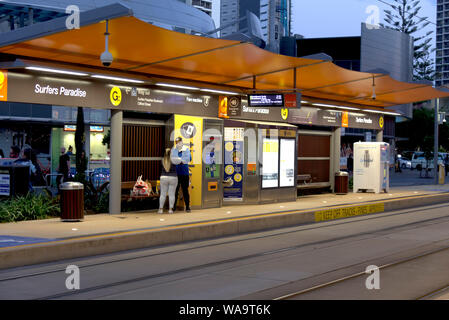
top-left (110, 86), bottom-right (122, 106)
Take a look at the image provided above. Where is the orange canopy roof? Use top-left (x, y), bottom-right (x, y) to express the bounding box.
top-left (0, 11), bottom-right (447, 109)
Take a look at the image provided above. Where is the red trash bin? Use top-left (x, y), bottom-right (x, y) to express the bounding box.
top-left (335, 171), bottom-right (349, 195)
top-left (60, 182), bottom-right (84, 222)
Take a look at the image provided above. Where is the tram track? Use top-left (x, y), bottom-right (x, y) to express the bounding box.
top-left (274, 245), bottom-right (449, 300)
top-left (1, 203), bottom-right (449, 300)
top-left (1, 202), bottom-right (448, 283)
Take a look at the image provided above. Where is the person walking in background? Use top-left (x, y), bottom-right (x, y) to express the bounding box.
top-left (56, 147), bottom-right (70, 188)
top-left (0, 149), bottom-right (4, 158)
top-left (347, 154), bottom-right (354, 175)
top-left (172, 137), bottom-right (192, 213)
top-left (158, 148), bottom-right (181, 214)
top-left (14, 148), bottom-right (36, 191)
top-left (9, 146), bottom-right (20, 158)
top-left (445, 154), bottom-right (449, 177)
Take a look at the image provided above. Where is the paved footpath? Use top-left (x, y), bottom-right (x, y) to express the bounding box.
top-left (1, 183), bottom-right (449, 269)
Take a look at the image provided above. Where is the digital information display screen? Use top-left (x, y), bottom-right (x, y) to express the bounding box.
top-left (248, 94), bottom-right (284, 107)
top-left (262, 138), bottom-right (279, 188)
top-left (280, 139), bottom-right (295, 187)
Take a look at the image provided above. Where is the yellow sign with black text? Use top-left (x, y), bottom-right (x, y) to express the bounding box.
top-left (315, 203), bottom-right (384, 222)
top-left (110, 86), bottom-right (122, 106)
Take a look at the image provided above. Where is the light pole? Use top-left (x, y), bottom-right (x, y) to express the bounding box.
top-left (434, 98), bottom-right (439, 185)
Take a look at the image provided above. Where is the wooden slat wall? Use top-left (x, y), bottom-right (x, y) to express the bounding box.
top-left (297, 160), bottom-right (330, 183)
top-left (298, 134), bottom-right (331, 183)
top-left (122, 160), bottom-right (161, 182)
top-left (122, 125), bottom-right (165, 157)
top-left (122, 125), bottom-right (165, 182)
top-left (298, 135), bottom-right (330, 157)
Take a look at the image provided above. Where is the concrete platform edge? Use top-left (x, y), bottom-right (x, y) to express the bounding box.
top-left (1, 192), bottom-right (449, 270)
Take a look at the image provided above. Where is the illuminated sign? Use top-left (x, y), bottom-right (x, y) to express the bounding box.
top-left (262, 138), bottom-right (279, 188)
top-left (64, 125), bottom-right (104, 132)
top-left (248, 94), bottom-right (284, 107)
top-left (280, 139), bottom-right (295, 187)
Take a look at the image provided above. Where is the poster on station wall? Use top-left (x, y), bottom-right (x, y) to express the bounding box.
top-left (262, 138), bottom-right (279, 188)
top-left (0, 170), bottom-right (10, 196)
top-left (174, 115), bottom-right (203, 207)
top-left (223, 127), bottom-right (244, 201)
top-left (279, 139), bottom-right (295, 187)
top-left (0, 70), bottom-right (8, 101)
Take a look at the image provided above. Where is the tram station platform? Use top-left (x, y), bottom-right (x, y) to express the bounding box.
top-left (1, 184), bottom-right (449, 269)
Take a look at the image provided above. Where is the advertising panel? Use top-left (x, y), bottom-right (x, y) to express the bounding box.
top-left (223, 127), bottom-right (244, 201)
top-left (0, 171), bottom-right (10, 196)
top-left (174, 115), bottom-right (203, 207)
top-left (280, 139), bottom-right (295, 187)
top-left (0, 70), bottom-right (8, 101)
top-left (262, 138), bottom-right (279, 188)
top-left (289, 107), bottom-right (341, 127)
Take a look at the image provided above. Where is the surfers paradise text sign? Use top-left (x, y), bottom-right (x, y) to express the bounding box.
top-left (4, 71), bottom-right (218, 117)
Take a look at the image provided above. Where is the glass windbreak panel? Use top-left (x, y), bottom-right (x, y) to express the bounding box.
top-left (280, 139), bottom-right (295, 187)
top-left (262, 135), bottom-right (279, 188)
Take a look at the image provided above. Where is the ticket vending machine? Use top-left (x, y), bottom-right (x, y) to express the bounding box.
top-left (202, 119), bottom-right (224, 209)
top-left (353, 142), bottom-right (390, 193)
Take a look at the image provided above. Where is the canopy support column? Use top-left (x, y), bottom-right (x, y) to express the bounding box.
top-left (331, 127), bottom-right (342, 192)
top-left (109, 109), bottom-right (122, 214)
top-left (376, 130), bottom-right (383, 142)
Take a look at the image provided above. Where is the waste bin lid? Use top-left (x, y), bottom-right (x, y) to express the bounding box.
top-left (60, 181), bottom-right (84, 190)
top-left (335, 171), bottom-right (349, 176)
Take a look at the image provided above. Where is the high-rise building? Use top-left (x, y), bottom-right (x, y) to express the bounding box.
top-left (436, 0), bottom-right (449, 87)
top-left (0, 0), bottom-right (216, 35)
top-left (220, 0), bottom-right (291, 53)
top-left (177, 0), bottom-right (212, 17)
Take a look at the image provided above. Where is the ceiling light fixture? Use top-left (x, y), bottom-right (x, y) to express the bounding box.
top-left (363, 109), bottom-right (401, 116)
top-left (25, 66), bottom-right (88, 76)
top-left (312, 103), bottom-right (360, 111)
top-left (91, 74), bottom-right (144, 83)
top-left (200, 88), bottom-right (239, 95)
top-left (156, 83), bottom-right (199, 90)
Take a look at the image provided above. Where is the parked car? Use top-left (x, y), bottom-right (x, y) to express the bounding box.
top-left (411, 152), bottom-right (444, 170)
top-left (397, 156), bottom-right (411, 169)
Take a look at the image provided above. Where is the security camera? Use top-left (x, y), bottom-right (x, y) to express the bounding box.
top-left (101, 20), bottom-right (113, 67)
top-left (100, 51), bottom-right (113, 67)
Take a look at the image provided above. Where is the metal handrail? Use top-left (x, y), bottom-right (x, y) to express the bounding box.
top-left (44, 173), bottom-right (63, 188)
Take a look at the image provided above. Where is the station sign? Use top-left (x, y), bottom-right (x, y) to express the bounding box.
top-left (3, 70), bottom-right (219, 118)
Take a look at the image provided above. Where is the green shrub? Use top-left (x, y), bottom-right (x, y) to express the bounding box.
top-left (0, 193), bottom-right (60, 223)
top-left (94, 190), bottom-right (109, 213)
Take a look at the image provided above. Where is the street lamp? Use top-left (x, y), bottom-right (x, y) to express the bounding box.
top-left (438, 112), bottom-right (447, 124)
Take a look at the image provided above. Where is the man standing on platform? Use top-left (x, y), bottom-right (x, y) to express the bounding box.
top-left (172, 137), bottom-right (192, 213)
